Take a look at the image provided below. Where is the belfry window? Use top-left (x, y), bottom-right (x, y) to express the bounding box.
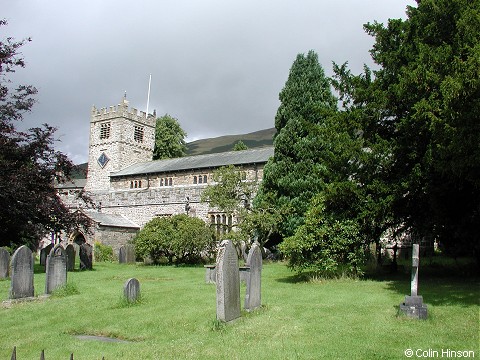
top-left (100, 122), bottom-right (111, 140)
top-left (134, 126), bottom-right (144, 143)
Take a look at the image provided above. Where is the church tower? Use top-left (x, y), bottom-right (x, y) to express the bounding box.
top-left (85, 95), bottom-right (156, 191)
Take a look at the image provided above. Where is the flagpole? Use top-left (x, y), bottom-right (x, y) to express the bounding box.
top-left (146, 73), bottom-right (152, 115)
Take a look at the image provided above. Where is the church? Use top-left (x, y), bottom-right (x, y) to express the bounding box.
top-left (58, 96), bottom-right (273, 253)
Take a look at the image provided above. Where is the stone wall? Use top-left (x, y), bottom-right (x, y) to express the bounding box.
top-left (93, 226), bottom-right (139, 255)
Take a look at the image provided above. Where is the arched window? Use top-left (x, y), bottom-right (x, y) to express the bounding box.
top-left (193, 176), bottom-right (197, 184)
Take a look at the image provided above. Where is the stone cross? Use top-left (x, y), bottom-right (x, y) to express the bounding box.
top-left (215, 240), bottom-right (241, 322)
top-left (124, 278), bottom-right (140, 303)
top-left (9, 245), bottom-right (34, 299)
top-left (244, 242), bottom-right (262, 311)
top-left (411, 243), bottom-right (420, 297)
top-left (45, 245), bottom-right (68, 294)
top-left (399, 243), bottom-right (428, 319)
top-left (0, 247), bottom-right (10, 279)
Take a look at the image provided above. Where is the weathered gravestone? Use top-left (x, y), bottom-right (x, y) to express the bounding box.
top-left (244, 242), bottom-right (262, 311)
top-left (399, 244), bottom-right (428, 319)
top-left (39, 243), bottom-right (53, 267)
top-left (45, 245), bottom-right (67, 294)
top-left (123, 278), bottom-right (141, 303)
top-left (216, 240), bottom-right (241, 322)
top-left (65, 244), bottom-right (76, 271)
top-left (204, 264), bottom-right (216, 283)
top-left (0, 247), bottom-right (10, 279)
top-left (119, 244), bottom-right (136, 264)
top-left (79, 243), bottom-right (93, 270)
top-left (9, 245), bottom-right (34, 299)
top-left (72, 243), bottom-right (80, 268)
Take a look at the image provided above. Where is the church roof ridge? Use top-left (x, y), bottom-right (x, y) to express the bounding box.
top-left (111, 146), bottom-right (274, 177)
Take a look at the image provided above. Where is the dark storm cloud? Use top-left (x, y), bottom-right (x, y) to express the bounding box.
top-left (3, 0), bottom-right (415, 163)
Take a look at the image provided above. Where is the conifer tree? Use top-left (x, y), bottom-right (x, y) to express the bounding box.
top-left (258, 50), bottom-right (338, 237)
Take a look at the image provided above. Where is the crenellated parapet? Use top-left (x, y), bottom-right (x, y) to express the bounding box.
top-left (91, 97), bottom-right (156, 127)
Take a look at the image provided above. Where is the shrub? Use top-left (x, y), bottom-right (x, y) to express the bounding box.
top-left (133, 214), bottom-right (216, 265)
top-left (280, 194), bottom-right (367, 278)
top-left (94, 242), bottom-right (114, 262)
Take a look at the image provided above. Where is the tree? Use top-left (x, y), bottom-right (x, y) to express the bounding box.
top-left (333, 0), bottom-right (480, 259)
top-left (133, 214), bottom-right (215, 264)
top-left (258, 50), bottom-right (338, 238)
top-left (153, 114), bottom-right (187, 160)
top-left (0, 20), bottom-right (91, 249)
top-left (201, 165), bottom-right (256, 235)
top-left (232, 140), bottom-right (248, 151)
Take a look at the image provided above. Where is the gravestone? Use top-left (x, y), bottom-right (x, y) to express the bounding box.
top-left (118, 246), bottom-right (126, 263)
top-left (125, 244), bottom-right (135, 263)
top-left (39, 243), bottom-right (53, 267)
top-left (72, 242), bottom-right (80, 269)
top-left (216, 240), bottom-right (241, 322)
top-left (204, 264), bottom-right (216, 283)
top-left (9, 245), bottom-right (34, 299)
top-left (119, 244), bottom-right (135, 264)
top-left (123, 278), bottom-right (141, 303)
top-left (45, 245), bottom-right (68, 294)
top-left (244, 242), bottom-right (262, 311)
top-left (399, 244), bottom-right (428, 319)
top-left (79, 243), bottom-right (93, 270)
top-left (65, 244), bottom-right (76, 271)
top-left (0, 247), bottom-right (10, 279)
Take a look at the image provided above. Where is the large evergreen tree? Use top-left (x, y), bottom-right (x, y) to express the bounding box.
top-left (153, 114), bottom-right (188, 160)
top-left (334, 0), bottom-right (480, 259)
top-left (0, 21), bottom-right (91, 249)
top-left (258, 50), bottom-right (338, 238)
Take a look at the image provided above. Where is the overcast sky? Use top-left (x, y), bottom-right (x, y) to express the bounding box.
top-left (3, 1), bottom-right (415, 164)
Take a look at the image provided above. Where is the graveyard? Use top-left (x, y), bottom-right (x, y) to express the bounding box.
top-left (0, 252), bottom-right (478, 359)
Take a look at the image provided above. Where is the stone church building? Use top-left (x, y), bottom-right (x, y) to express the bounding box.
top-left (58, 96), bottom-right (273, 253)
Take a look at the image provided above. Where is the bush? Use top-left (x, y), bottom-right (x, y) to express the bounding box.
top-left (133, 214), bottom-right (216, 265)
top-left (94, 242), bottom-right (114, 262)
top-left (280, 194), bottom-right (367, 278)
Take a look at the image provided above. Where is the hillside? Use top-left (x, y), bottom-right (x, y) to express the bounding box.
top-left (186, 128), bottom-right (275, 156)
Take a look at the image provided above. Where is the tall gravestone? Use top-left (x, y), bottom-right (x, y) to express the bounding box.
top-left (399, 244), bottom-right (428, 319)
top-left (45, 245), bottom-right (67, 294)
top-left (79, 243), bottom-right (93, 270)
top-left (123, 278), bottom-right (141, 303)
top-left (0, 247), bottom-right (10, 279)
top-left (39, 243), bottom-right (53, 267)
top-left (119, 244), bottom-right (136, 264)
top-left (244, 242), bottom-right (262, 311)
top-left (125, 244), bottom-right (135, 263)
top-left (9, 245), bottom-right (34, 299)
top-left (65, 244), bottom-right (76, 271)
top-left (119, 246), bottom-right (126, 264)
top-left (216, 240), bottom-right (241, 322)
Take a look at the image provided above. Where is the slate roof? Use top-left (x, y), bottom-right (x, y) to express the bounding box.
top-left (86, 211), bottom-right (140, 229)
top-left (56, 178), bottom-right (87, 189)
top-left (111, 146), bottom-right (274, 178)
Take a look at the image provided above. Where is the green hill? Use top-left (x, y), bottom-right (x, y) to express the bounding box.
top-left (186, 128), bottom-right (275, 156)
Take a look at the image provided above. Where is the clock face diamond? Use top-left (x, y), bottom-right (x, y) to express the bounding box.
top-left (97, 152), bottom-right (110, 168)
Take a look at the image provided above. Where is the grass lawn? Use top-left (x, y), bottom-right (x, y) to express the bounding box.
top-left (0, 260), bottom-right (478, 359)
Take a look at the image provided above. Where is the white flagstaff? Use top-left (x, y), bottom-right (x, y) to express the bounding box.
top-left (146, 73), bottom-right (152, 115)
